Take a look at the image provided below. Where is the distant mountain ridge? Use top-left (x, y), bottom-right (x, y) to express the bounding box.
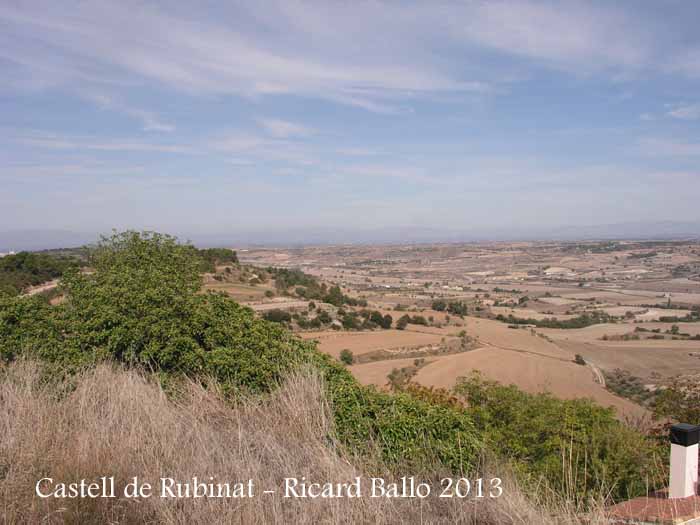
top-left (1, 221), bottom-right (698, 251)
top-left (0, 230), bottom-right (97, 252)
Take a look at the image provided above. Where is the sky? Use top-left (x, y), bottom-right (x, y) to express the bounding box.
top-left (2, 0), bottom-right (700, 242)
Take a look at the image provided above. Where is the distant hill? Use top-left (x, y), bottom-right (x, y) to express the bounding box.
top-left (163, 221), bottom-right (700, 246)
top-left (2, 221), bottom-right (698, 251)
top-left (0, 229), bottom-right (96, 252)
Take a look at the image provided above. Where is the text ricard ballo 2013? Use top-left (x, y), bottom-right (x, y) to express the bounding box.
top-left (36, 476), bottom-right (503, 500)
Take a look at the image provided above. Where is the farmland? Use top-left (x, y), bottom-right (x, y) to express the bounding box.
top-left (238, 239), bottom-right (700, 418)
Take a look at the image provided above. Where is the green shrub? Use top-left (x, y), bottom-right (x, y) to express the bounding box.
top-left (272, 268), bottom-right (319, 291)
top-left (197, 247), bottom-right (238, 273)
top-left (0, 251), bottom-right (79, 296)
top-left (409, 315), bottom-right (428, 326)
top-left (263, 308), bottom-right (292, 323)
top-left (431, 299), bottom-right (446, 311)
top-left (339, 349), bottom-right (354, 365)
top-left (363, 310), bottom-right (392, 329)
top-left (454, 373), bottom-right (663, 502)
top-left (495, 311), bottom-right (611, 329)
top-left (331, 370), bottom-right (481, 471)
top-left (447, 301), bottom-right (468, 316)
top-left (604, 369), bottom-right (658, 407)
top-left (396, 314), bottom-right (410, 330)
top-left (316, 309), bottom-right (332, 324)
top-left (341, 312), bottom-right (360, 330)
top-left (0, 231), bottom-right (483, 475)
top-left (654, 376), bottom-right (700, 424)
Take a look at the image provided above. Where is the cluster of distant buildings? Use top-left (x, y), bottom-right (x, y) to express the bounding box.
top-left (0, 250), bottom-right (16, 258)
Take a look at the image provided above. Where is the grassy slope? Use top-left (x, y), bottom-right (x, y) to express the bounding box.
top-left (0, 361), bottom-right (608, 525)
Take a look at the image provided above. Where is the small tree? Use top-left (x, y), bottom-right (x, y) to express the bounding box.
top-left (396, 314), bottom-right (410, 330)
top-left (447, 301), bottom-right (467, 316)
top-left (369, 310), bottom-right (385, 327)
top-left (410, 315), bottom-right (428, 326)
top-left (263, 309), bottom-right (291, 323)
top-left (342, 312), bottom-right (359, 330)
top-left (431, 299), bottom-right (447, 311)
top-left (324, 285), bottom-right (345, 306)
top-left (655, 376), bottom-right (700, 425)
top-left (339, 349), bottom-right (354, 365)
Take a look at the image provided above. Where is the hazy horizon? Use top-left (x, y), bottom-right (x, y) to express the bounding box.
top-left (2, 219), bottom-right (699, 252)
top-left (2, 1), bottom-right (699, 235)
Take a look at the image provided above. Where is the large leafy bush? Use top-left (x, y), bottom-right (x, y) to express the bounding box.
top-left (0, 231), bottom-right (481, 473)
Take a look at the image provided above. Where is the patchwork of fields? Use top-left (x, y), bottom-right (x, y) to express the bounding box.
top-left (238, 240), bottom-right (700, 419)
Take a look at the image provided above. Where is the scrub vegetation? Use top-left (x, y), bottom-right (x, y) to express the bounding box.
top-left (0, 231), bottom-right (674, 523)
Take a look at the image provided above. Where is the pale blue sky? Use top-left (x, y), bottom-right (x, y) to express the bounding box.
top-left (2, 1), bottom-right (700, 239)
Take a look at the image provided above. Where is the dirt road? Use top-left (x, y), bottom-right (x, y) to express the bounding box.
top-left (24, 280), bottom-right (59, 296)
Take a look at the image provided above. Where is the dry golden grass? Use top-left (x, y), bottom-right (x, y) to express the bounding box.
top-left (299, 329), bottom-right (447, 358)
top-left (0, 362), bottom-right (609, 524)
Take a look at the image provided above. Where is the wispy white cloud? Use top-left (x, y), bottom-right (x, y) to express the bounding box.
top-left (667, 103), bottom-right (700, 120)
top-left (324, 93), bottom-right (407, 115)
top-left (335, 147), bottom-right (379, 157)
top-left (0, 0), bottom-right (678, 115)
top-left (0, 2), bottom-right (480, 113)
top-left (8, 127), bottom-right (320, 166)
top-left (1, 162), bottom-right (146, 183)
top-left (86, 94), bottom-right (175, 132)
top-left (447, 0), bottom-right (651, 72)
top-left (256, 118), bottom-right (313, 138)
top-left (208, 132), bottom-right (318, 165)
top-left (208, 133), bottom-right (266, 153)
top-left (14, 131), bottom-right (193, 153)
